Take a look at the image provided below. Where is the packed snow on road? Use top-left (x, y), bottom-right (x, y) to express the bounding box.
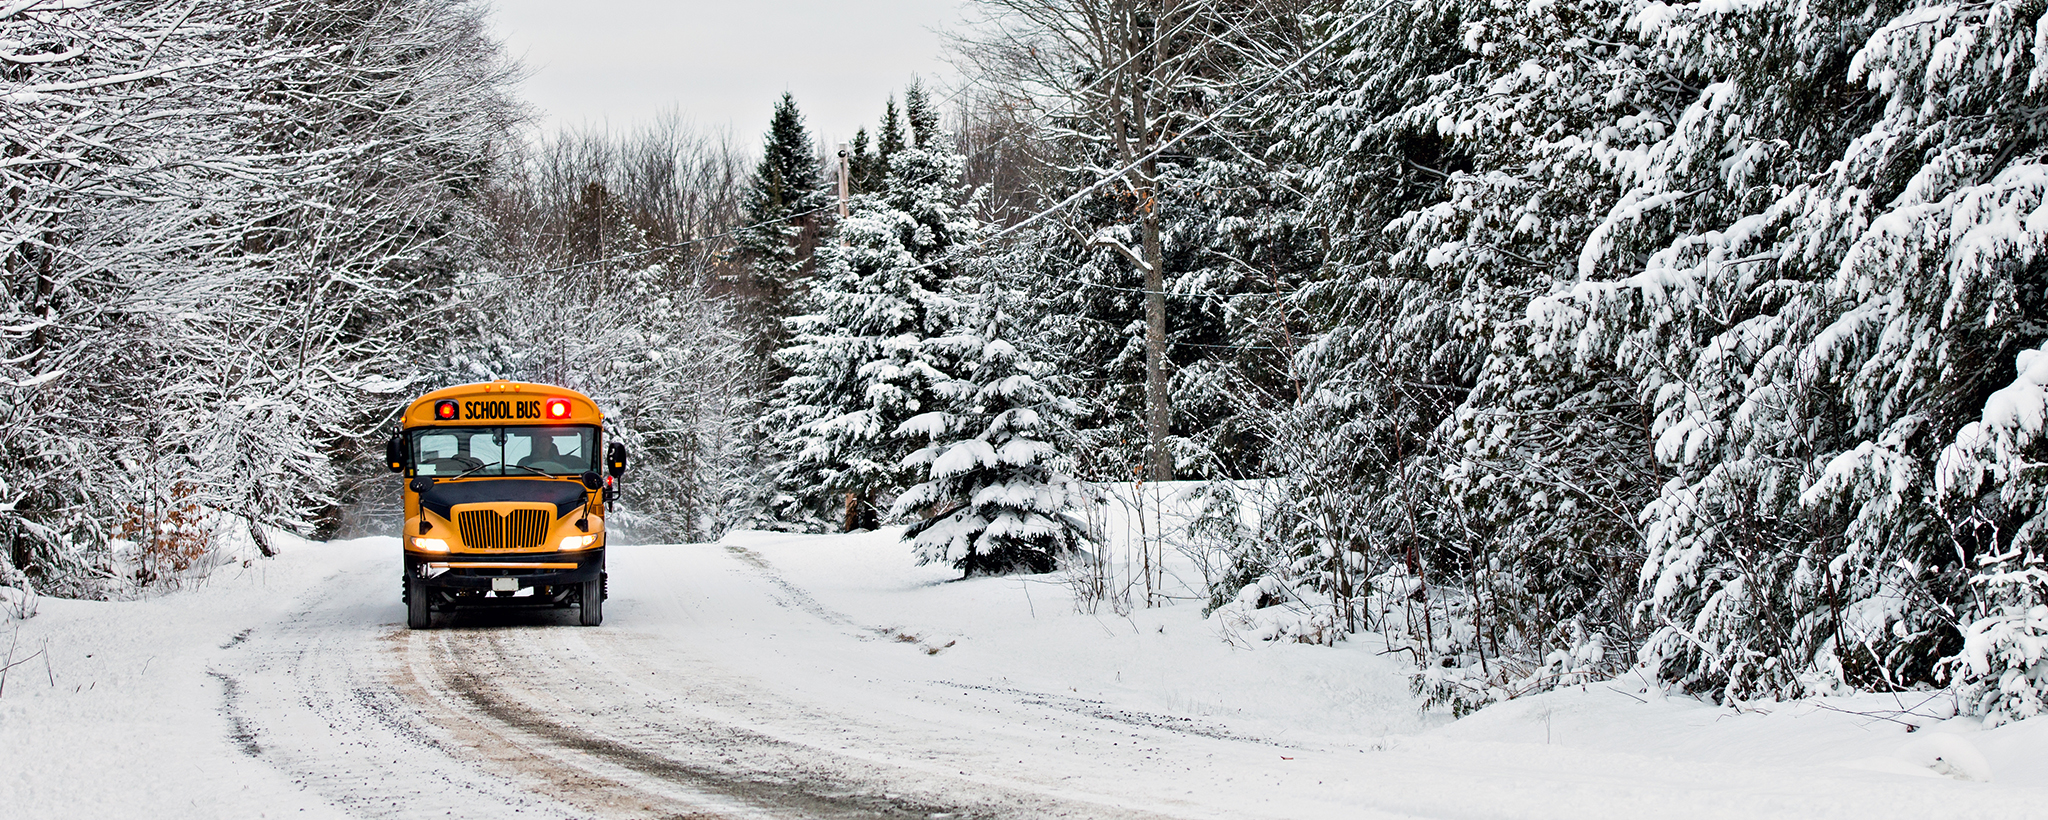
top-left (4, 508), bottom-right (2048, 820)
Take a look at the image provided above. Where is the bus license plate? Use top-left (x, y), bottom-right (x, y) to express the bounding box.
top-left (492, 577), bottom-right (518, 592)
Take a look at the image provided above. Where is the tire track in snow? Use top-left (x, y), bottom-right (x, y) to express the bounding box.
top-left (207, 669), bottom-right (263, 757)
top-left (434, 654), bottom-right (953, 818)
top-left (219, 544), bottom-right (1284, 819)
top-left (722, 544), bottom-right (862, 628)
top-left (209, 563), bottom-right (592, 819)
top-left (723, 543), bottom-right (966, 657)
top-left (936, 682), bottom-right (1285, 747)
top-left (721, 542), bottom-right (1284, 750)
top-left (404, 613), bottom-right (1168, 820)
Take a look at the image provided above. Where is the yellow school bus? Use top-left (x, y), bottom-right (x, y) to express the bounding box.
top-left (384, 380), bottom-right (626, 628)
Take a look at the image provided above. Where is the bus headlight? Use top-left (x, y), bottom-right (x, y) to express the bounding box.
top-left (559, 534), bottom-right (599, 551)
top-left (412, 537), bottom-right (449, 552)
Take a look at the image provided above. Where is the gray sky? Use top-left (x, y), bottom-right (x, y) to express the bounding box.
top-left (486, 1), bottom-right (966, 150)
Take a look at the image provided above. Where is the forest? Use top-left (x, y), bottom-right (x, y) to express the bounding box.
top-left (4, 0), bottom-right (2047, 723)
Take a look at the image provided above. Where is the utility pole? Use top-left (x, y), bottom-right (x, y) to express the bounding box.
top-left (836, 143), bottom-right (851, 221)
top-left (836, 142), bottom-right (859, 532)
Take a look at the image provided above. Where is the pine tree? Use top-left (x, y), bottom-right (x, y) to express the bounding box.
top-left (763, 92), bottom-right (983, 531)
top-left (1221, 0), bottom-right (2048, 715)
top-left (878, 96), bottom-right (905, 161)
top-left (730, 92), bottom-right (829, 385)
top-left (904, 79), bottom-right (940, 150)
top-left (893, 295), bottom-right (1088, 576)
top-left (1257, 0), bottom-right (1676, 707)
top-left (849, 127), bottom-right (879, 194)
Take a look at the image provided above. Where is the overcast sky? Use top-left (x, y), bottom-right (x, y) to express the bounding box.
top-left (485, 1), bottom-right (966, 150)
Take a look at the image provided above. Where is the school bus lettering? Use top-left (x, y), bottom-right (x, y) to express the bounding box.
top-left (461, 399), bottom-right (545, 421)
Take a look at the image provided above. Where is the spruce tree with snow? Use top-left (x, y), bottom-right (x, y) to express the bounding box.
top-left (877, 96), bottom-right (905, 163)
top-left (848, 127), bottom-right (878, 194)
top-left (894, 298), bottom-right (1088, 576)
top-left (1523, 0), bottom-right (2048, 706)
top-left (763, 93), bottom-right (983, 530)
top-left (731, 93), bottom-right (830, 385)
top-left (1938, 341), bottom-right (2048, 725)
top-left (904, 79), bottom-right (940, 149)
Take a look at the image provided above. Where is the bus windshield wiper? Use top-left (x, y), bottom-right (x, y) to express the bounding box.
top-left (505, 464), bottom-right (549, 476)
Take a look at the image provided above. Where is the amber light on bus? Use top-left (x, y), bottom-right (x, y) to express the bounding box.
top-left (435, 400), bottom-right (458, 420)
top-left (546, 398), bottom-right (571, 419)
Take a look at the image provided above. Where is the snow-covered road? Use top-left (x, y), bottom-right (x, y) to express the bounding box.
top-left (8, 532), bottom-right (2048, 819)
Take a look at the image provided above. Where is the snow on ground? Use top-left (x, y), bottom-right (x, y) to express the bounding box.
top-left (0, 531), bottom-right (364, 819)
top-left (3, 513), bottom-right (2048, 818)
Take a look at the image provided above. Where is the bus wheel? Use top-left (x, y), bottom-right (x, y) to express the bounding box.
top-left (578, 578), bottom-right (603, 626)
top-left (407, 576), bottom-right (433, 630)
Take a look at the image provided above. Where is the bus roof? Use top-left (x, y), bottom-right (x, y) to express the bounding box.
top-left (401, 380), bottom-right (605, 428)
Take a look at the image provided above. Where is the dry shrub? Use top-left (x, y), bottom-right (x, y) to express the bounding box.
top-left (120, 481), bottom-right (214, 586)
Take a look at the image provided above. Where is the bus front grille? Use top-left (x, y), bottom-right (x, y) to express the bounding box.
top-left (456, 509), bottom-right (551, 550)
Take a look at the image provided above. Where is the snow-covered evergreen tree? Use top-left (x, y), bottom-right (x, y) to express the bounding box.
top-left (1512, 0), bottom-right (2048, 704)
top-left (763, 96), bottom-right (984, 530)
top-left (904, 79), bottom-right (941, 149)
top-left (878, 96), bottom-right (906, 161)
top-left (893, 294), bottom-right (1089, 575)
top-left (1939, 340), bottom-right (2048, 725)
top-left (730, 93), bottom-right (830, 383)
top-left (848, 128), bottom-right (879, 194)
top-left (1229, 0), bottom-right (2046, 711)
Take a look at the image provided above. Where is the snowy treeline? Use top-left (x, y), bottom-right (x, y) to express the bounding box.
top-left (739, 0), bottom-right (2048, 724)
top-left (2, 0), bottom-right (767, 587)
top-left (1, 0), bottom-right (519, 594)
top-left (1171, 0), bottom-right (2043, 721)
top-left (1241, 0), bottom-right (2048, 721)
top-left (452, 117), bottom-right (759, 543)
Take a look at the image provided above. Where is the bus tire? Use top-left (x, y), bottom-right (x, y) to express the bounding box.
top-left (407, 576), bottom-right (432, 630)
top-left (578, 578), bottom-right (603, 626)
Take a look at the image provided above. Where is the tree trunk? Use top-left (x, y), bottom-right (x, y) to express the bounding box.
top-left (248, 519), bottom-right (277, 558)
top-left (1139, 0), bottom-right (1172, 482)
top-left (1141, 182), bottom-right (1170, 482)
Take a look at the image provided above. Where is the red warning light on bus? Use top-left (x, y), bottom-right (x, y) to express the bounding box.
top-left (546, 398), bottom-right (571, 419)
top-left (435, 400), bottom-right (458, 420)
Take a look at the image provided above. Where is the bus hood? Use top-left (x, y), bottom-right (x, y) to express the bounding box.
top-left (419, 478), bottom-right (588, 520)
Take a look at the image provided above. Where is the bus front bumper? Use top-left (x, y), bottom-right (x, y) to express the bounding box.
top-left (405, 548), bottom-right (604, 590)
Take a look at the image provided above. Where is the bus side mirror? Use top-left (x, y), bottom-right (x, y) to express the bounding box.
top-left (385, 434), bottom-right (404, 473)
top-left (607, 442), bottom-right (628, 477)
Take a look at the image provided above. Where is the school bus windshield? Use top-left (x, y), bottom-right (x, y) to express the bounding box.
top-left (412, 426), bottom-right (596, 477)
